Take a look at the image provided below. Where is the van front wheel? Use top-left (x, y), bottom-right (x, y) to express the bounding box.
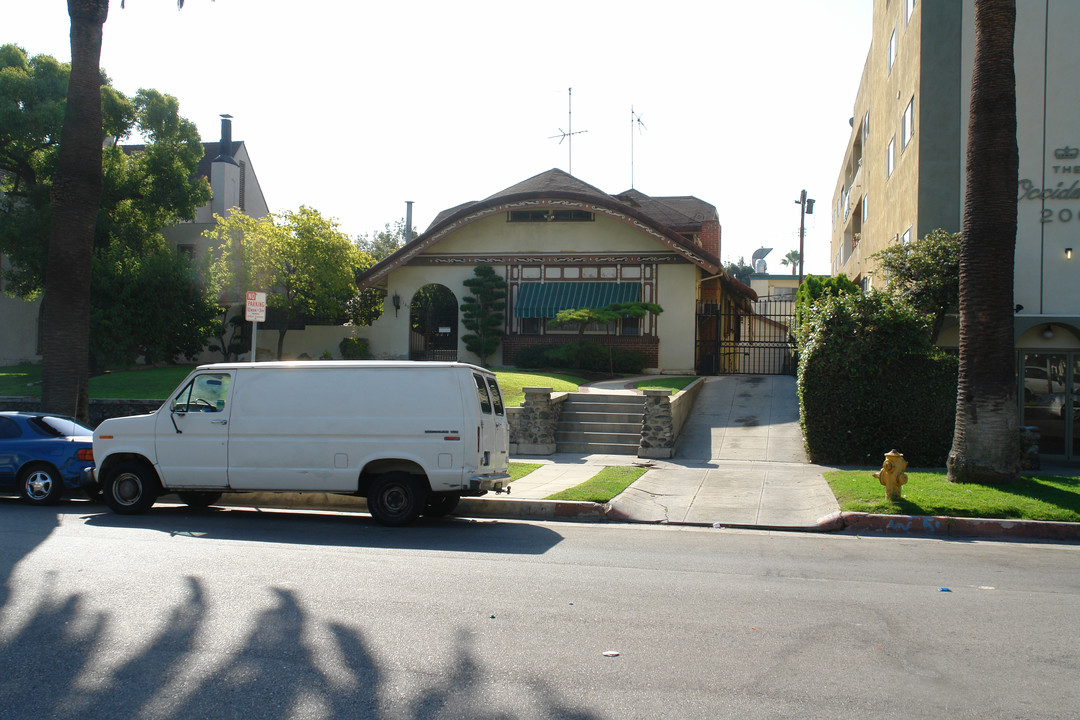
top-left (367, 472), bottom-right (425, 526)
top-left (103, 461), bottom-right (160, 515)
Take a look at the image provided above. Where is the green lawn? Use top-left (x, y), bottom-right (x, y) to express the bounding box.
top-left (493, 370), bottom-right (589, 407)
top-left (632, 376), bottom-right (696, 393)
top-left (544, 466), bottom-right (648, 503)
top-left (0, 364), bottom-right (196, 400)
top-left (508, 462), bottom-right (543, 482)
top-left (825, 470), bottom-right (1080, 522)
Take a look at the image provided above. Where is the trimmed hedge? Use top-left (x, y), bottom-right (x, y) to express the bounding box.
top-left (338, 337), bottom-right (370, 360)
top-left (798, 291), bottom-right (958, 467)
top-left (513, 341), bottom-right (647, 374)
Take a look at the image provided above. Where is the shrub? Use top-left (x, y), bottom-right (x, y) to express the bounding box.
top-left (511, 342), bottom-right (648, 374)
top-left (511, 344), bottom-right (552, 369)
top-left (797, 291), bottom-right (958, 467)
top-left (339, 337), bottom-right (370, 360)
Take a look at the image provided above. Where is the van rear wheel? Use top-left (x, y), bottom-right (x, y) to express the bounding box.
top-left (367, 472), bottom-right (425, 526)
top-left (103, 461), bottom-right (160, 515)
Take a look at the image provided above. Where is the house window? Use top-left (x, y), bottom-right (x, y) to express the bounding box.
top-left (622, 316), bottom-right (641, 336)
top-left (520, 317), bottom-right (540, 335)
top-left (901, 97), bottom-right (915, 150)
top-left (508, 209), bottom-right (594, 222)
top-left (177, 244), bottom-right (195, 260)
top-left (887, 137), bottom-right (895, 178)
top-left (888, 28), bottom-right (896, 73)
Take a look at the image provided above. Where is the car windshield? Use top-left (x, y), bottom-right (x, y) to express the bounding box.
top-left (34, 415), bottom-right (94, 438)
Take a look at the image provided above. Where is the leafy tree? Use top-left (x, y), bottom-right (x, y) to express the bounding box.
top-left (204, 206), bottom-right (365, 360)
top-left (1, 43), bottom-right (214, 384)
top-left (89, 240), bottom-right (218, 369)
top-left (780, 250), bottom-right (801, 275)
top-left (724, 256), bottom-right (754, 284)
top-left (460, 265), bottom-right (507, 367)
top-left (356, 218), bottom-right (414, 262)
top-left (873, 229), bottom-right (960, 343)
top-left (948, 0), bottom-right (1020, 484)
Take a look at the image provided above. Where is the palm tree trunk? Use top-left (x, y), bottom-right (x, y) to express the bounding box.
top-left (947, 0), bottom-right (1020, 483)
top-left (40, 0), bottom-right (108, 423)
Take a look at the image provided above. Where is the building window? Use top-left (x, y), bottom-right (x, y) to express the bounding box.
top-left (901, 98), bottom-right (915, 150)
top-left (520, 317), bottom-right (540, 335)
top-left (901, 227), bottom-right (912, 244)
top-left (622, 316), bottom-right (641, 336)
top-left (861, 195), bottom-right (869, 224)
top-left (508, 209), bottom-right (594, 222)
top-left (862, 110), bottom-right (870, 144)
top-left (887, 137), bottom-right (895, 178)
top-left (177, 244), bottom-right (195, 260)
top-left (905, 0), bottom-right (916, 23)
top-left (239, 160), bottom-right (246, 212)
top-left (888, 28), bottom-right (896, 73)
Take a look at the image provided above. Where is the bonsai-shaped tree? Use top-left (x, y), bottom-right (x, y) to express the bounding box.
top-left (461, 265), bottom-right (507, 366)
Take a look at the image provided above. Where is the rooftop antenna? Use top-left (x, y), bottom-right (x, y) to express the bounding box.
top-left (630, 105), bottom-right (646, 188)
top-left (549, 87), bottom-right (587, 175)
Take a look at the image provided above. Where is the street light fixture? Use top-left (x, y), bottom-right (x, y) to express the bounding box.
top-left (794, 190), bottom-right (815, 284)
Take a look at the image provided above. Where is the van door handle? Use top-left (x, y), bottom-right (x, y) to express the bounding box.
top-left (210, 419), bottom-right (228, 425)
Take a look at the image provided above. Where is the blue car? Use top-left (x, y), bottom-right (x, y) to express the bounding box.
top-left (0, 411), bottom-right (95, 505)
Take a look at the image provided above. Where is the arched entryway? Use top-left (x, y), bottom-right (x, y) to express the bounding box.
top-left (409, 284), bottom-right (458, 361)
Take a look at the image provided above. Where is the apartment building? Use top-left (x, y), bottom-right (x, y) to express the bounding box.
top-left (831, 0), bottom-right (1080, 460)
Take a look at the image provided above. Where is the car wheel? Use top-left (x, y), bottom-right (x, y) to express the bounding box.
top-left (103, 461), bottom-right (160, 515)
top-left (424, 493), bottom-right (461, 518)
top-left (177, 491), bottom-right (222, 509)
top-left (367, 472), bottom-right (426, 526)
top-left (19, 464), bottom-right (64, 505)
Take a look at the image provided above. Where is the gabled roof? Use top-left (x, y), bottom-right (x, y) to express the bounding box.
top-left (119, 140), bottom-right (243, 181)
top-left (359, 168), bottom-right (734, 291)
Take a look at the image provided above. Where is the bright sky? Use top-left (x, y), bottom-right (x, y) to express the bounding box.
top-left (4, 1), bottom-right (873, 275)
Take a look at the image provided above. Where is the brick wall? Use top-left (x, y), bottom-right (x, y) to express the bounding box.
top-left (503, 334), bottom-right (659, 368)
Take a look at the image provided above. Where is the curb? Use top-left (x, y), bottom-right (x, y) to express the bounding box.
top-left (819, 511), bottom-right (1080, 541)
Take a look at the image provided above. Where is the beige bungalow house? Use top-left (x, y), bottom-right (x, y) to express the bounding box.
top-left (355, 169), bottom-right (756, 374)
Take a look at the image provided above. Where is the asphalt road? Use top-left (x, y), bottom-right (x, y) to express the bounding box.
top-left (1, 499), bottom-right (1078, 719)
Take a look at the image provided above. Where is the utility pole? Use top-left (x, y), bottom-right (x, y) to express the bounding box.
top-left (795, 190), bottom-right (815, 284)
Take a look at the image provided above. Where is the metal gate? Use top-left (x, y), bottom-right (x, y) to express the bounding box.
top-left (695, 296), bottom-right (797, 376)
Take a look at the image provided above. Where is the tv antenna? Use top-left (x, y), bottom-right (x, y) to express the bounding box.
top-left (549, 87), bottom-right (587, 175)
top-left (630, 105), bottom-right (647, 188)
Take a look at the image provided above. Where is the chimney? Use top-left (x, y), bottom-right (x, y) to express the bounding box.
top-left (213, 113), bottom-right (238, 165)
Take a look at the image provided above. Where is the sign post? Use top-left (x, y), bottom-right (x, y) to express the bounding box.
top-left (245, 291), bottom-right (266, 361)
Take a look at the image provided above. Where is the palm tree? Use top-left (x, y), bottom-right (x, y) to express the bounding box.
top-left (41, 0), bottom-right (192, 421)
top-left (947, 0), bottom-right (1020, 484)
top-left (40, 0), bottom-right (109, 421)
top-left (780, 250), bottom-right (801, 275)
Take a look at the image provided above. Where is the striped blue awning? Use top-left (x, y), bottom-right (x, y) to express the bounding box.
top-left (513, 282), bottom-right (642, 318)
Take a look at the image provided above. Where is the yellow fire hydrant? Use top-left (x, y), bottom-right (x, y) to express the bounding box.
top-left (873, 450), bottom-right (908, 501)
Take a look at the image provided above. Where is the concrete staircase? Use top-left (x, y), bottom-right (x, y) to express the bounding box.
top-left (555, 392), bottom-right (645, 455)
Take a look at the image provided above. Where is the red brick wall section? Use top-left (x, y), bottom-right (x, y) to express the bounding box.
top-left (503, 335), bottom-right (659, 367)
top-left (700, 219), bottom-right (720, 258)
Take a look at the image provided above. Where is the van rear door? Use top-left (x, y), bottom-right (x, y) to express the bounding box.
top-left (471, 372), bottom-right (497, 471)
top-left (485, 375), bottom-right (510, 471)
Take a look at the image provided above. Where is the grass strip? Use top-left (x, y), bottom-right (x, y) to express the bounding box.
top-left (508, 462), bottom-right (543, 483)
top-left (632, 376), bottom-right (696, 393)
top-left (825, 470), bottom-right (1080, 522)
top-left (494, 371), bottom-right (586, 407)
top-left (544, 466), bottom-right (648, 503)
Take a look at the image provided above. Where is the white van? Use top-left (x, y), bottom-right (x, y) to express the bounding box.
top-left (92, 361), bottom-right (510, 525)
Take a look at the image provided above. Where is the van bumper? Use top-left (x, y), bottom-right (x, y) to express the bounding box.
top-left (466, 472), bottom-right (511, 496)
